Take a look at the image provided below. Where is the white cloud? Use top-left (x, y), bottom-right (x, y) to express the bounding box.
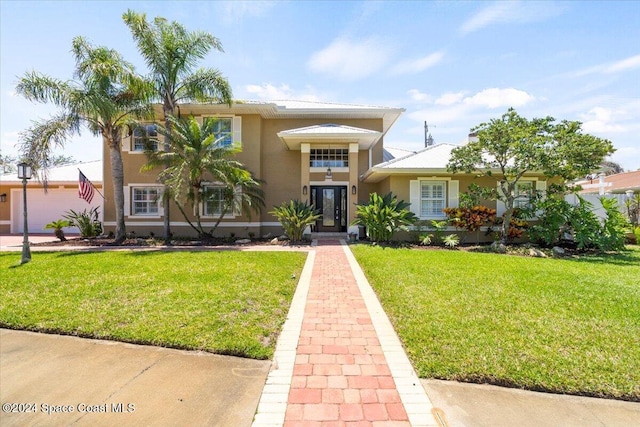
top-left (580, 107), bottom-right (627, 133)
top-left (244, 83), bottom-right (323, 102)
top-left (307, 37), bottom-right (392, 81)
top-left (573, 54), bottom-right (640, 77)
top-left (391, 51), bottom-right (444, 75)
top-left (407, 89), bottom-right (432, 103)
top-left (464, 88), bottom-right (534, 108)
top-left (221, 1), bottom-right (275, 24)
top-left (436, 92), bottom-right (466, 106)
top-left (459, 1), bottom-right (564, 35)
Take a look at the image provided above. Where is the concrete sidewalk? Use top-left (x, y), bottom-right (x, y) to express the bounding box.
top-left (0, 329), bottom-right (270, 427)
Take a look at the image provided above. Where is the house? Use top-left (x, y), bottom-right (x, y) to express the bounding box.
top-left (103, 101), bottom-right (403, 238)
top-left (577, 171), bottom-right (640, 196)
top-left (0, 160), bottom-right (103, 234)
top-left (103, 100), bottom-right (550, 240)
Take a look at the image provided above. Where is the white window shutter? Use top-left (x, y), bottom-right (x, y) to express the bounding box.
top-left (233, 116), bottom-right (242, 145)
top-left (496, 183), bottom-right (506, 216)
top-left (448, 180), bottom-right (459, 208)
top-left (123, 186), bottom-right (130, 216)
top-left (122, 134), bottom-right (130, 152)
top-left (409, 180), bottom-right (420, 217)
top-left (157, 188), bottom-right (165, 217)
top-left (536, 180), bottom-right (547, 193)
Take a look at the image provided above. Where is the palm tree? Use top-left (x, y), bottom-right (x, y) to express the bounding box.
top-left (143, 115), bottom-right (263, 238)
top-left (16, 36), bottom-right (151, 243)
top-left (123, 10), bottom-right (233, 242)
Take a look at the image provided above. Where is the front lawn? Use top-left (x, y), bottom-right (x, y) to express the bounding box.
top-left (0, 250), bottom-right (307, 359)
top-left (351, 245), bottom-right (640, 401)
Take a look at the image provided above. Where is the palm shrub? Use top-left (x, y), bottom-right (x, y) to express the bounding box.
top-left (270, 200), bottom-right (320, 243)
top-left (64, 207), bottom-right (102, 238)
top-left (352, 192), bottom-right (417, 243)
top-left (44, 219), bottom-right (73, 241)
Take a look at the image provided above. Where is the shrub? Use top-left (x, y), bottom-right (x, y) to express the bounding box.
top-left (443, 233), bottom-right (460, 248)
top-left (443, 205), bottom-right (496, 243)
top-left (270, 200), bottom-right (320, 243)
top-left (63, 207), bottom-right (102, 238)
top-left (599, 197), bottom-right (629, 251)
top-left (352, 192), bottom-right (417, 243)
top-left (44, 219), bottom-right (73, 241)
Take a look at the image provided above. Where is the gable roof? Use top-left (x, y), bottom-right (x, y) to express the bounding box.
top-left (383, 147), bottom-right (416, 162)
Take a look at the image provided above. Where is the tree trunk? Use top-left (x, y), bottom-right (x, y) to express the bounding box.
top-left (162, 103), bottom-right (173, 244)
top-left (108, 135), bottom-right (126, 243)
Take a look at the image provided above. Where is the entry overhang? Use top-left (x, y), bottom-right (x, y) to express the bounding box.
top-left (277, 123), bottom-right (382, 151)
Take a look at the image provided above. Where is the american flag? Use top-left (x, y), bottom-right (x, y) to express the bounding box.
top-left (78, 170), bottom-right (95, 204)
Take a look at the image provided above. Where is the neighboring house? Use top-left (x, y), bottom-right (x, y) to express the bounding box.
top-left (577, 171), bottom-right (640, 195)
top-left (0, 160), bottom-right (103, 234)
top-left (103, 100), bottom-right (552, 240)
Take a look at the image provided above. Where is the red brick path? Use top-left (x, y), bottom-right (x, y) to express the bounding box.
top-left (284, 240), bottom-right (410, 426)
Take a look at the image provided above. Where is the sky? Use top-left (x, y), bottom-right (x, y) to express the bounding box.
top-left (1, 0), bottom-right (639, 171)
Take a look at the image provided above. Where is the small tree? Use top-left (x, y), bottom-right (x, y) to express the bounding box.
top-left (352, 192), bottom-right (417, 243)
top-left (44, 219), bottom-right (73, 241)
top-left (270, 200), bottom-right (320, 243)
top-left (448, 108), bottom-right (614, 244)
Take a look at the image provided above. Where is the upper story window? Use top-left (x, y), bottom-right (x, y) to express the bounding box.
top-left (204, 117), bottom-right (233, 147)
top-left (420, 181), bottom-right (446, 218)
top-left (310, 148), bottom-right (349, 168)
top-left (132, 124), bottom-right (159, 151)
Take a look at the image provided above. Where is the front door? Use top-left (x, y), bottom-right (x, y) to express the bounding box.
top-left (311, 186), bottom-right (347, 232)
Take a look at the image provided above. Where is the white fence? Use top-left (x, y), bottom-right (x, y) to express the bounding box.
top-left (565, 193), bottom-right (628, 220)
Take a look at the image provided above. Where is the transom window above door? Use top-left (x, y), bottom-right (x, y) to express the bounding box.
top-left (310, 148), bottom-right (349, 168)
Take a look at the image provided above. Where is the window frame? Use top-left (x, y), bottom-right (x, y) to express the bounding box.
top-left (202, 116), bottom-right (234, 147)
top-left (420, 180), bottom-right (447, 219)
top-left (131, 186), bottom-right (161, 216)
top-left (201, 183), bottom-right (238, 218)
top-left (514, 180), bottom-right (535, 209)
top-left (132, 124), bottom-right (159, 152)
top-left (309, 148), bottom-right (349, 168)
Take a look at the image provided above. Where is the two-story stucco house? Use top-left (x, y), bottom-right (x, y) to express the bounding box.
top-left (103, 100), bottom-right (550, 240)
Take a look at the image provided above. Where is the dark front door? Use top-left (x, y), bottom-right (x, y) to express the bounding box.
top-left (311, 186), bottom-right (347, 232)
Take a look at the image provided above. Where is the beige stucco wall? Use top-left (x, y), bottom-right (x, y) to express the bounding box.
top-left (102, 112), bottom-right (385, 237)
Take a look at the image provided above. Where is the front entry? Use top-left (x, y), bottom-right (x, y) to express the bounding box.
top-left (311, 186), bottom-right (347, 232)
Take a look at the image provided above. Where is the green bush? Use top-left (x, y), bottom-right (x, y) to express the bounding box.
top-left (352, 192), bottom-right (417, 243)
top-left (63, 207), bottom-right (102, 238)
top-left (270, 200), bottom-right (320, 243)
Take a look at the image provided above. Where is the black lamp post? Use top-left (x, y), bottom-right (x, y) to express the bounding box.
top-left (17, 162), bottom-right (32, 264)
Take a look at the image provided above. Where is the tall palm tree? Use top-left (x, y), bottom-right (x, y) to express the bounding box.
top-left (123, 10), bottom-right (233, 242)
top-left (143, 115), bottom-right (263, 238)
top-left (16, 36), bottom-right (151, 243)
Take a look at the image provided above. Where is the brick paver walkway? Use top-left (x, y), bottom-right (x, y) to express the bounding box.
top-left (285, 240), bottom-right (408, 425)
top-left (252, 239), bottom-right (438, 427)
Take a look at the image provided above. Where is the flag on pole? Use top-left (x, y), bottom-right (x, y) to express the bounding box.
top-left (79, 170), bottom-right (95, 204)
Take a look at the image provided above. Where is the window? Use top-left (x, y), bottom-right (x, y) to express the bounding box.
top-left (132, 124), bottom-right (158, 151)
top-left (420, 181), bottom-right (446, 217)
top-left (514, 180), bottom-right (534, 209)
top-left (310, 148), bottom-right (349, 168)
top-left (203, 186), bottom-right (225, 216)
top-left (132, 187), bottom-right (159, 215)
top-left (204, 117), bottom-right (233, 147)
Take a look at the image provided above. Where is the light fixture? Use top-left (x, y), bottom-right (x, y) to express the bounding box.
top-left (302, 185), bottom-right (308, 195)
top-left (326, 167), bottom-right (332, 179)
top-left (351, 185), bottom-right (357, 195)
top-left (17, 162), bottom-right (32, 264)
top-left (0, 193), bottom-right (6, 203)
top-left (17, 162), bottom-right (32, 180)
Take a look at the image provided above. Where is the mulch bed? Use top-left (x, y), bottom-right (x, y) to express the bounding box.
top-left (31, 237), bottom-right (309, 248)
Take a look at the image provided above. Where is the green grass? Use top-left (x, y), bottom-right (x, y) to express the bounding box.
top-left (0, 251), bottom-right (307, 359)
top-left (351, 245), bottom-right (640, 401)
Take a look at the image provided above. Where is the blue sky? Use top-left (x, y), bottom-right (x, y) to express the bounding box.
top-left (2, 1), bottom-right (639, 171)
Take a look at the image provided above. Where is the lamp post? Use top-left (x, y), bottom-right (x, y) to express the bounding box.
top-left (17, 162), bottom-right (32, 264)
